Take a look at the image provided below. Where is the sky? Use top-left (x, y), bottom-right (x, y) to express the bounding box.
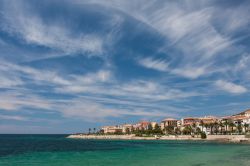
top-left (0, 0), bottom-right (250, 134)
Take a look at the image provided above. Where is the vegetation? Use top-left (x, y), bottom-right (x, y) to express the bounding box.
top-left (200, 132), bottom-right (207, 139)
top-left (244, 124), bottom-right (249, 133)
top-left (182, 125), bottom-right (192, 135)
top-left (93, 120), bottom-right (250, 137)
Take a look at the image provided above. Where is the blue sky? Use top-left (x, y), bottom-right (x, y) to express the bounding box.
top-left (0, 0), bottom-right (250, 134)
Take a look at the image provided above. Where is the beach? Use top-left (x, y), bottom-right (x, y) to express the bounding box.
top-left (67, 134), bottom-right (250, 143)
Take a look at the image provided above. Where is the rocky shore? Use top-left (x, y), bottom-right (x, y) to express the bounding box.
top-left (67, 134), bottom-right (250, 143)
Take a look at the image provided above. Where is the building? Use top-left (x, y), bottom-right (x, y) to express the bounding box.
top-left (150, 122), bottom-right (157, 129)
top-left (198, 116), bottom-right (219, 134)
top-left (231, 115), bottom-right (250, 133)
top-left (121, 124), bottom-right (133, 133)
top-left (177, 120), bottom-right (182, 127)
top-left (133, 121), bottom-right (150, 130)
top-left (100, 108), bottom-right (250, 135)
top-left (181, 117), bottom-right (200, 126)
top-left (102, 125), bottom-right (122, 134)
top-left (140, 121), bottom-right (151, 130)
top-left (161, 118), bottom-right (178, 130)
top-left (235, 109), bottom-right (250, 117)
top-left (199, 116), bottom-right (218, 124)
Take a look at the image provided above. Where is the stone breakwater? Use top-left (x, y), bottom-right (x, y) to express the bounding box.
top-left (67, 134), bottom-right (250, 143)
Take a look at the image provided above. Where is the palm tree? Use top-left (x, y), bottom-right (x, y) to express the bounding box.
top-left (88, 128), bottom-right (91, 134)
top-left (125, 128), bottom-right (130, 135)
top-left (93, 128), bottom-right (96, 134)
top-left (192, 123), bottom-right (197, 134)
top-left (219, 122), bottom-right (224, 134)
top-left (214, 122), bottom-right (219, 135)
top-left (148, 124), bottom-right (153, 135)
top-left (237, 123), bottom-right (242, 134)
top-left (243, 123), bottom-right (249, 133)
top-left (223, 120), bottom-right (229, 134)
top-left (204, 123), bottom-right (209, 134)
top-left (210, 123), bottom-right (215, 135)
top-left (200, 120), bottom-right (204, 132)
top-left (183, 125), bottom-right (192, 135)
top-left (165, 126), bottom-right (174, 135)
top-left (174, 127), bottom-right (181, 135)
top-left (196, 127), bottom-right (201, 135)
top-left (229, 122), bottom-right (235, 134)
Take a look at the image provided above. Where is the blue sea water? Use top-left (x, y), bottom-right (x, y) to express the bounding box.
top-left (0, 134), bottom-right (249, 166)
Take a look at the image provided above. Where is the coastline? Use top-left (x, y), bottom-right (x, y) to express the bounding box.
top-left (67, 134), bottom-right (250, 143)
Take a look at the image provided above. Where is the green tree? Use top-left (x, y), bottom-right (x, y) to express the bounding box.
top-left (204, 124), bottom-right (209, 134)
top-left (141, 127), bottom-right (145, 134)
top-left (214, 122), bottom-right (219, 135)
top-left (153, 124), bottom-right (162, 134)
top-left (223, 120), bottom-right (229, 134)
top-left (131, 126), bottom-right (135, 134)
top-left (182, 125), bottom-right (192, 135)
top-left (243, 123), bottom-right (249, 133)
top-left (192, 123), bottom-right (197, 134)
top-left (210, 123), bottom-right (215, 135)
top-left (237, 123), bottom-right (242, 134)
top-left (219, 122), bottom-right (224, 134)
top-left (165, 125), bottom-right (174, 135)
top-left (174, 127), bottom-right (181, 135)
top-left (229, 122), bottom-right (236, 134)
top-left (99, 129), bottom-right (104, 134)
top-left (114, 130), bottom-right (123, 135)
top-left (200, 132), bottom-right (207, 139)
top-left (200, 120), bottom-right (204, 132)
top-left (125, 128), bottom-right (130, 135)
top-left (88, 128), bottom-right (91, 134)
top-left (196, 127), bottom-right (201, 135)
top-left (147, 124), bottom-right (153, 135)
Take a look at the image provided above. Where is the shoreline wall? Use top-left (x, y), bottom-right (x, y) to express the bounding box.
top-left (67, 134), bottom-right (249, 142)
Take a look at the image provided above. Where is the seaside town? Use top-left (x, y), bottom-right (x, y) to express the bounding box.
top-left (99, 109), bottom-right (250, 137)
top-left (68, 109), bottom-right (250, 142)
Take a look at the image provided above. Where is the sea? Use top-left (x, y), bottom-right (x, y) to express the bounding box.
top-left (0, 134), bottom-right (249, 166)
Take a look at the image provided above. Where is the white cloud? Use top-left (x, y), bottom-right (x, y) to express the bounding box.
top-left (0, 61), bottom-right (70, 86)
top-left (215, 80), bottom-right (247, 94)
top-left (172, 66), bottom-right (207, 79)
top-left (0, 115), bottom-right (27, 121)
top-left (56, 74), bottom-right (199, 102)
top-left (80, 0), bottom-right (247, 80)
top-left (1, 0), bottom-right (249, 123)
top-left (0, 60), bottom-right (192, 121)
top-left (138, 57), bottom-right (209, 79)
top-left (235, 54), bottom-right (250, 71)
top-left (57, 98), bottom-right (175, 122)
top-left (0, 90), bottom-right (52, 111)
top-left (0, 74), bottom-right (23, 88)
top-left (216, 4), bottom-right (250, 34)
top-left (0, 0), bottom-right (104, 57)
top-left (138, 57), bottom-right (169, 72)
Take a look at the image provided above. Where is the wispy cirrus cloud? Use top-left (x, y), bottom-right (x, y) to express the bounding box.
top-left (138, 57), bottom-right (169, 72)
top-left (58, 98), bottom-right (175, 122)
top-left (0, 0), bottom-right (106, 60)
top-left (0, 61), bottom-right (70, 86)
top-left (0, 0), bottom-right (250, 133)
top-left (0, 91), bottom-right (52, 111)
top-left (172, 66), bottom-right (208, 79)
top-left (137, 57), bottom-right (209, 79)
top-left (0, 115), bottom-right (27, 121)
top-left (0, 60), bottom-right (193, 121)
top-left (84, 0), bottom-right (249, 80)
top-left (215, 80), bottom-right (247, 94)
